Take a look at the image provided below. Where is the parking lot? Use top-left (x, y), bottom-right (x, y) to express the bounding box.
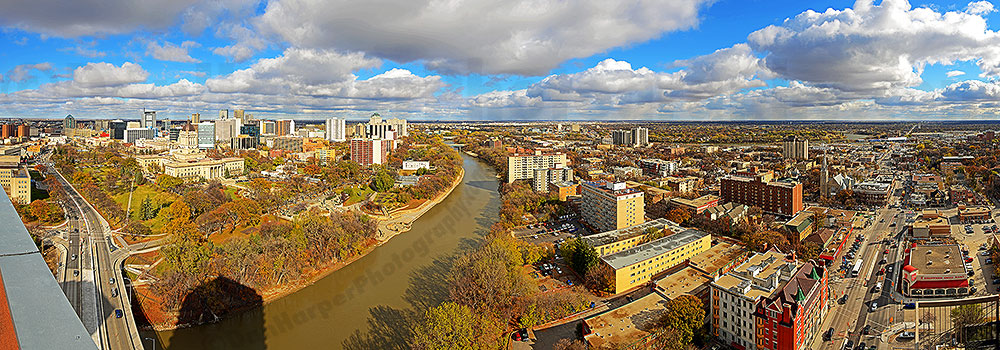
top-left (512, 215), bottom-right (591, 245)
top-left (951, 211), bottom-right (1000, 295)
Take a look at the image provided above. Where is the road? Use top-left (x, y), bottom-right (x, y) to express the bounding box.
top-left (49, 162), bottom-right (143, 350)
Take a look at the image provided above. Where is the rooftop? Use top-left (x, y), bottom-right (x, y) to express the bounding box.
top-left (670, 194), bottom-right (719, 209)
top-left (584, 293), bottom-right (668, 349)
top-left (907, 245), bottom-right (966, 275)
top-left (712, 250), bottom-right (798, 300)
top-left (583, 181), bottom-right (642, 197)
top-left (582, 218), bottom-right (685, 247)
top-left (654, 267), bottom-right (709, 300)
top-left (0, 188), bottom-right (98, 349)
top-left (602, 229), bottom-right (709, 270)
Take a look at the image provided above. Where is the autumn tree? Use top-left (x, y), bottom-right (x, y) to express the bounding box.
top-left (371, 168), bottom-right (395, 192)
top-left (411, 302), bottom-right (483, 350)
top-left (585, 262), bottom-right (615, 294)
top-left (29, 200), bottom-right (52, 223)
top-left (666, 208), bottom-right (692, 224)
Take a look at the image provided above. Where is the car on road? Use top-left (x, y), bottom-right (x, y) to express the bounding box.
top-left (838, 294), bottom-right (848, 304)
top-left (114, 309), bottom-right (123, 318)
top-left (987, 258), bottom-right (994, 265)
top-left (824, 327), bottom-right (834, 341)
top-left (109, 277), bottom-right (115, 284)
top-left (111, 288), bottom-right (118, 297)
top-left (898, 331), bottom-right (915, 340)
top-left (862, 325), bottom-right (871, 335)
top-left (869, 301), bottom-right (878, 312)
top-left (73, 270), bottom-right (79, 276)
top-left (856, 342), bottom-right (866, 350)
top-left (844, 339), bottom-right (854, 350)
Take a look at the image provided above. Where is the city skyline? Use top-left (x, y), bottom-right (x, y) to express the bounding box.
top-left (1, 0), bottom-right (1000, 121)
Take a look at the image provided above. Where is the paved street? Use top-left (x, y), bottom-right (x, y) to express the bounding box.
top-left (49, 161), bottom-right (143, 350)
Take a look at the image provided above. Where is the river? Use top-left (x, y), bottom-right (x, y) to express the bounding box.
top-left (147, 153), bottom-right (500, 349)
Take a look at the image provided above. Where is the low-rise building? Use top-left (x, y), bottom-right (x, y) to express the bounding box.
top-left (401, 160), bottom-right (430, 171)
top-left (901, 244), bottom-right (971, 297)
top-left (638, 158), bottom-right (677, 177)
top-left (583, 218), bottom-right (686, 257)
top-left (611, 166), bottom-right (642, 179)
top-left (599, 228), bottom-right (711, 294)
top-left (854, 182), bottom-right (891, 206)
top-left (659, 176), bottom-right (700, 194)
top-left (548, 181), bottom-right (579, 201)
top-left (909, 217), bottom-right (951, 238)
top-left (958, 206), bottom-right (991, 223)
top-left (670, 194), bottom-right (720, 214)
top-left (164, 158), bottom-right (245, 181)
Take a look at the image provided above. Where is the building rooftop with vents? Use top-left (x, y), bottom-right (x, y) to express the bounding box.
top-left (603, 229), bottom-right (709, 270)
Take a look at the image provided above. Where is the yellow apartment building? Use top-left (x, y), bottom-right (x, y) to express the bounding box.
top-left (600, 228), bottom-right (711, 294)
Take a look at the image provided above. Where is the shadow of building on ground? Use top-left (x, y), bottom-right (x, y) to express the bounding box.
top-left (162, 276), bottom-right (265, 350)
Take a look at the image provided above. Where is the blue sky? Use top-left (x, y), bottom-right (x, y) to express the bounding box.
top-left (1, 0), bottom-right (1000, 121)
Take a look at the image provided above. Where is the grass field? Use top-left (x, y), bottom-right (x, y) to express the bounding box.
top-left (112, 184), bottom-right (179, 224)
top-left (342, 186), bottom-right (374, 206)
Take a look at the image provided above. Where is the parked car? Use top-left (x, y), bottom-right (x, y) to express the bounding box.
top-left (869, 301), bottom-right (878, 312)
top-left (898, 331), bottom-right (915, 340)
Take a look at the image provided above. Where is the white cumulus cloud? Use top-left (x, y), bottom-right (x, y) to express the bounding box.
top-left (257, 0), bottom-right (713, 76)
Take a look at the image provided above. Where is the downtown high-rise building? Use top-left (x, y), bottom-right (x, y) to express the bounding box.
top-left (276, 119), bottom-right (295, 136)
top-left (197, 122), bottom-right (215, 149)
top-left (325, 117), bottom-right (346, 142)
top-left (142, 110), bottom-right (156, 129)
top-left (63, 114), bottom-right (76, 130)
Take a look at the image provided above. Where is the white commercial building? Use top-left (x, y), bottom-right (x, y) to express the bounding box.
top-left (124, 128), bottom-right (155, 144)
top-left (402, 160), bottom-right (431, 171)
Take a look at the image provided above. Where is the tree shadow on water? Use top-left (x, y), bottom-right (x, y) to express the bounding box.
top-left (343, 256), bottom-right (460, 350)
top-left (341, 305), bottom-right (417, 350)
top-left (163, 276), bottom-right (265, 350)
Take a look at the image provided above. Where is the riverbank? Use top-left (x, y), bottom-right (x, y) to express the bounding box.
top-left (142, 166), bottom-right (467, 331)
top-left (374, 167), bottom-right (465, 241)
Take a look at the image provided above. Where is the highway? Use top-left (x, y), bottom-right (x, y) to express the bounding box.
top-left (44, 156), bottom-right (143, 350)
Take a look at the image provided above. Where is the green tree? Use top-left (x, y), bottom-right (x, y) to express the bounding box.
top-left (371, 169), bottom-right (395, 192)
top-left (951, 304), bottom-right (986, 343)
top-left (656, 294), bottom-right (705, 346)
top-left (561, 238), bottom-right (598, 276)
top-left (139, 196), bottom-right (156, 220)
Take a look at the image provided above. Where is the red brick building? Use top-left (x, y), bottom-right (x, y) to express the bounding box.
top-left (350, 138), bottom-right (394, 166)
top-left (720, 174), bottom-right (803, 216)
top-left (754, 262), bottom-right (828, 350)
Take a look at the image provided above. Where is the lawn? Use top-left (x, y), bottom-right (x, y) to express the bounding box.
top-left (112, 184), bottom-right (179, 223)
top-left (342, 186), bottom-right (374, 206)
